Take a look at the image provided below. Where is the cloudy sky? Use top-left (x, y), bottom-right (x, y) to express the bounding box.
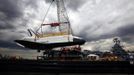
top-left (0, 0), bottom-right (134, 58)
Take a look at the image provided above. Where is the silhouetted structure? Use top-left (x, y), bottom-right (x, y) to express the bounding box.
top-left (111, 38), bottom-right (129, 60)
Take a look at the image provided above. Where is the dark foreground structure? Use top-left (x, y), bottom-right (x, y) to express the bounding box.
top-left (0, 60), bottom-right (134, 74)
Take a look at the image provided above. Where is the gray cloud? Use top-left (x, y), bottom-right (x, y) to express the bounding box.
top-left (117, 24), bottom-right (134, 43)
top-left (79, 23), bottom-right (134, 43)
top-left (0, 0), bottom-right (22, 29)
top-left (0, 40), bottom-right (22, 49)
top-left (65, 0), bottom-right (87, 11)
top-left (117, 24), bottom-right (134, 37)
top-left (75, 0), bottom-right (134, 42)
top-left (0, 0), bottom-right (22, 20)
top-left (44, 0), bottom-right (87, 11)
top-left (0, 0), bottom-right (39, 49)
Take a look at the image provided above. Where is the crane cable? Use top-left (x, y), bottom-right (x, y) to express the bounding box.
top-left (36, 0), bottom-right (54, 34)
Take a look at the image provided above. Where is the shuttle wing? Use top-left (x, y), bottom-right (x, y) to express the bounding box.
top-left (15, 38), bottom-right (85, 50)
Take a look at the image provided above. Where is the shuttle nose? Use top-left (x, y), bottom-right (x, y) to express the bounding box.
top-left (73, 38), bottom-right (86, 45)
top-left (79, 39), bottom-right (86, 45)
top-left (81, 39), bottom-right (86, 44)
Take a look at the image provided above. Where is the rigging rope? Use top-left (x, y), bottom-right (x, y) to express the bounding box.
top-left (36, 0), bottom-right (54, 34)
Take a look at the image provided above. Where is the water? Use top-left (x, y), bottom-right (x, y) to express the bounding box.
top-left (0, 72), bottom-right (133, 75)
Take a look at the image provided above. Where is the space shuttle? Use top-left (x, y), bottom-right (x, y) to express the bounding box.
top-left (15, 0), bottom-right (86, 51)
